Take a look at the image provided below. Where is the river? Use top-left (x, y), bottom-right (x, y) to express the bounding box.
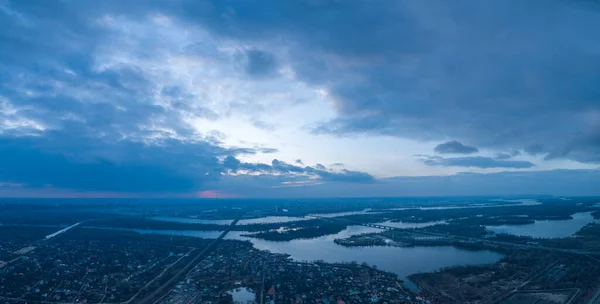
top-left (390, 198), bottom-right (541, 211)
top-left (308, 208), bottom-right (376, 218)
top-left (486, 211), bottom-right (597, 238)
top-left (107, 224), bottom-right (503, 291)
top-left (373, 220), bottom-right (446, 229)
top-left (149, 216), bottom-right (234, 225)
top-left (149, 215), bottom-right (309, 225)
top-left (225, 225), bottom-right (502, 290)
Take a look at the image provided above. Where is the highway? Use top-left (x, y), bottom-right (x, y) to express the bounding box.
top-left (44, 222), bottom-right (82, 240)
top-left (136, 218), bottom-right (241, 304)
top-left (589, 287), bottom-right (600, 304)
top-left (260, 260), bottom-right (266, 304)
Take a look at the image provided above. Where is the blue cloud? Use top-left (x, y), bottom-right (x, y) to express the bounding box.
top-left (223, 157), bottom-right (374, 184)
top-left (309, 168), bottom-right (375, 183)
top-left (419, 156), bottom-right (535, 169)
top-left (495, 150), bottom-right (521, 160)
top-left (314, 164), bottom-right (326, 170)
top-left (0, 0), bottom-right (298, 193)
top-left (434, 141), bottom-right (478, 155)
top-left (259, 148), bottom-right (279, 154)
top-left (252, 120), bottom-right (276, 131)
top-left (494, 153), bottom-right (512, 160)
top-left (0, 135), bottom-right (224, 192)
top-left (1, 0), bottom-right (598, 196)
top-left (244, 49), bottom-right (278, 78)
top-left (160, 0), bottom-right (600, 163)
top-left (212, 169), bottom-right (600, 197)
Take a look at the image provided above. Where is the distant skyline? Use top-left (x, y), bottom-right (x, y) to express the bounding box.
top-left (1, 0), bottom-right (599, 197)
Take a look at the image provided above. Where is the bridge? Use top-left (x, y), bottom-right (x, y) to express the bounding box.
top-left (310, 214), bottom-right (600, 303)
top-left (364, 223), bottom-right (394, 230)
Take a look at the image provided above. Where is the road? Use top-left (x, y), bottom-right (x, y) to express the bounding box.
top-left (135, 218), bottom-right (241, 304)
top-left (2, 215), bottom-right (239, 304)
top-left (260, 260), bottom-right (266, 304)
top-left (44, 222), bottom-right (82, 240)
top-left (589, 286), bottom-right (600, 304)
top-left (125, 247), bottom-right (195, 303)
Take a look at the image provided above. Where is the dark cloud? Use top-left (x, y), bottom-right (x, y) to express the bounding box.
top-left (0, 134), bottom-right (227, 192)
top-left (7, 0), bottom-right (598, 162)
top-left (223, 157), bottom-right (374, 184)
top-left (0, 126), bottom-right (355, 192)
top-left (259, 148), bottom-right (279, 154)
top-left (525, 144), bottom-right (545, 156)
top-left (306, 167), bottom-right (375, 183)
top-left (494, 153), bottom-right (512, 160)
top-left (419, 156), bottom-right (535, 169)
top-left (244, 49), bottom-right (278, 78)
top-left (494, 150), bottom-right (521, 160)
top-left (223, 155), bottom-right (241, 170)
top-left (1, 0), bottom-right (598, 196)
top-left (295, 159), bottom-right (304, 165)
top-left (434, 141), bottom-right (478, 155)
top-left (271, 159), bottom-right (305, 174)
top-left (158, 0), bottom-right (600, 163)
top-left (0, 1), bottom-right (304, 193)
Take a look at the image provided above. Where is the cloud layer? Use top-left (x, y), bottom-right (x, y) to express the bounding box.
top-left (223, 157), bottom-right (374, 183)
top-left (209, 169), bottom-right (600, 197)
top-left (1, 0), bottom-right (599, 196)
top-left (418, 156), bottom-right (535, 169)
top-left (0, 0), bottom-right (375, 194)
top-left (167, 0), bottom-right (600, 164)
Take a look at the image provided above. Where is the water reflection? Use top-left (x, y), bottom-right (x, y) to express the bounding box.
top-left (228, 287), bottom-right (256, 303)
top-left (491, 198), bottom-right (542, 206)
top-left (374, 220), bottom-right (446, 229)
top-left (308, 208), bottom-right (377, 218)
top-left (90, 227), bottom-right (225, 239)
top-left (225, 225), bottom-right (503, 287)
top-left (237, 216), bottom-right (308, 225)
top-left (487, 212), bottom-right (597, 238)
top-left (390, 199), bottom-right (541, 211)
top-left (89, 224), bottom-right (503, 292)
top-left (149, 216), bottom-right (233, 225)
top-left (99, 224), bottom-right (502, 288)
top-left (149, 215), bottom-right (309, 225)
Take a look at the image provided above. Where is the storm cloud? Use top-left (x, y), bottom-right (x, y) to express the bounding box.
top-left (157, 0), bottom-right (600, 164)
top-left (0, 0), bottom-right (364, 194)
top-left (1, 0), bottom-right (598, 196)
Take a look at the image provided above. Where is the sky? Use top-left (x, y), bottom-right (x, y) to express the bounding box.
top-left (1, 0), bottom-right (599, 198)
